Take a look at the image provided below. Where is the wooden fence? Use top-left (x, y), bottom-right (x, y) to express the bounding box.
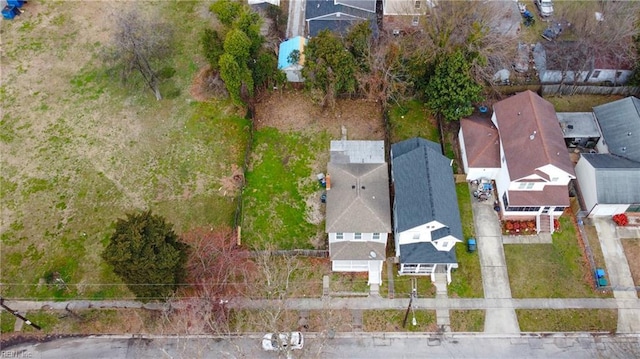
top-left (541, 84), bottom-right (640, 96)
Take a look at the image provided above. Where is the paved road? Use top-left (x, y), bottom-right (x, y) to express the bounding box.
top-left (472, 195), bottom-right (520, 334)
top-left (4, 334), bottom-right (640, 359)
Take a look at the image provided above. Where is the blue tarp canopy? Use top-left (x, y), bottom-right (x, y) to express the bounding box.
top-left (278, 36), bottom-right (306, 69)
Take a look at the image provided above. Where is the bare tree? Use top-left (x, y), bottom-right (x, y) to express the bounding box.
top-left (109, 9), bottom-right (173, 100)
top-left (412, 1), bottom-right (519, 84)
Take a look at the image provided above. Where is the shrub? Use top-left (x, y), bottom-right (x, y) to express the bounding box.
top-left (554, 219), bottom-right (560, 230)
top-left (612, 213), bottom-right (629, 226)
top-left (506, 221), bottom-right (514, 230)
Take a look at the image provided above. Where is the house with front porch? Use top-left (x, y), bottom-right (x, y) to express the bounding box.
top-left (459, 91), bottom-right (576, 233)
top-left (326, 140), bottom-right (391, 286)
top-left (391, 138), bottom-right (462, 284)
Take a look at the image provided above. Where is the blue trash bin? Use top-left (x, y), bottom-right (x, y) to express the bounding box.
top-left (7, 0), bottom-right (25, 8)
top-left (467, 238), bottom-right (477, 253)
top-left (2, 5), bottom-right (20, 20)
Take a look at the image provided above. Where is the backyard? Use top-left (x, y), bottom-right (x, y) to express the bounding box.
top-left (0, 2), bottom-right (251, 300)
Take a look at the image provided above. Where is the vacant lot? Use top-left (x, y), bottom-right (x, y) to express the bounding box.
top-left (0, 2), bottom-right (249, 299)
top-left (505, 216), bottom-right (609, 298)
top-left (242, 91), bottom-right (384, 249)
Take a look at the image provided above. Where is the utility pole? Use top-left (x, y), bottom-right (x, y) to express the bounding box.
top-left (0, 297), bottom-right (42, 330)
top-left (402, 278), bottom-right (418, 328)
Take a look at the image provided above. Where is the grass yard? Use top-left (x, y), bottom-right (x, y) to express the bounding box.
top-left (449, 310), bottom-right (485, 332)
top-left (240, 128), bottom-right (328, 249)
top-left (388, 100), bottom-right (440, 143)
top-left (505, 216), bottom-right (609, 298)
top-left (382, 271), bottom-right (436, 299)
top-left (545, 95), bottom-right (624, 112)
top-left (1, 1), bottom-right (249, 300)
top-left (449, 183), bottom-right (483, 298)
top-left (621, 239), bottom-right (640, 292)
top-left (584, 222), bottom-right (608, 271)
top-left (517, 309), bottom-right (617, 332)
top-left (363, 310), bottom-right (437, 332)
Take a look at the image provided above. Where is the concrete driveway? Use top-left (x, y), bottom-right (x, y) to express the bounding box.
top-left (472, 197), bottom-right (520, 334)
top-left (593, 218), bottom-right (640, 333)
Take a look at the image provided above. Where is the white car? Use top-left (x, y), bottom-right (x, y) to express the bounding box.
top-left (262, 332), bottom-right (304, 351)
top-left (535, 0), bottom-right (554, 17)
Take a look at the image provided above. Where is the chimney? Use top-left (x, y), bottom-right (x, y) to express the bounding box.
top-left (326, 174), bottom-right (331, 190)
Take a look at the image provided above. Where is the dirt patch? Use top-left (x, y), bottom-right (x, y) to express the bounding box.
top-left (218, 163), bottom-right (244, 195)
top-left (190, 65), bottom-right (228, 102)
top-left (254, 90), bottom-right (385, 140)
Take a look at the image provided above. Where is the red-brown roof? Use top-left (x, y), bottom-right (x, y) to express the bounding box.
top-left (459, 115), bottom-right (500, 168)
top-left (508, 185), bottom-right (570, 207)
top-left (493, 91), bottom-right (576, 180)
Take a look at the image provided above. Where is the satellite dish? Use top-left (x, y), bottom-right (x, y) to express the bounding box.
top-left (369, 251), bottom-right (377, 258)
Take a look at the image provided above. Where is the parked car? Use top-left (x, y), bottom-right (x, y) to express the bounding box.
top-left (262, 332), bottom-right (304, 351)
top-left (535, 0), bottom-right (553, 17)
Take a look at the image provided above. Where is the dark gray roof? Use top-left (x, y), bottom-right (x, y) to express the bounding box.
top-left (391, 138), bottom-right (463, 240)
top-left (306, 0), bottom-right (377, 37)
top-left (557, 112), bottom-right (601, 139)
top-left (326, 162), bottom-right (391, 233)
top-left (330, 241), bottom-right (385, 260)
top-left (399, 242), bottom-right (457, 264)
top-left (581, 153), bottom-right (640, 204)
top-left (593, 97), bottom-right (640, 162)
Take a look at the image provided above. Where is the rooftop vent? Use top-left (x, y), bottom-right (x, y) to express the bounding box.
top-left (568, 125), bottom-right (574, 129)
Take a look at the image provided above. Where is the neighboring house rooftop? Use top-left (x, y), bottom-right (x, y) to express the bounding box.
top-left (330, 140), bottom-right (385, 164)
top-left (391, 138), bottom-right (463, 240)
top-left (581, 153), bottom-right (640, 205)
top-left (593, 96), bottom-right (640, 163)
top-left (459, 115), bottom-right (500, 168)
top-left (493, 90), bottom-right (576, 180)
top-left (306, 0), bottom-right (377, 37)
top-left (556, 112), bottom-right (601, 139)
top-left (277, 36), bottom-right (306, 69)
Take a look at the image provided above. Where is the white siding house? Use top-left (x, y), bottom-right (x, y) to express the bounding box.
top-left (391, 138), bottom-right (463, 284)
top-left (326, 140), bottom-right (391, 286)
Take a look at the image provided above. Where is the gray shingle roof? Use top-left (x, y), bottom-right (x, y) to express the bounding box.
top-left (325, 163), bottom-right (391, 233)
top-left (330, 241), bottom-right (385, 261)
top-left (306, 0), bottom-right (377, 37)
top-left (399, 242), bottom-right (457, 264)
top-left (391, 138), bottom-right (463, 240)
top-left (581, 153), bottom-right (640, 204)
top-left (593, 97), bottom-right (640, 162)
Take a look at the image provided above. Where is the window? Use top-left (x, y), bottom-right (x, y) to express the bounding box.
top-left (412, 233), bottom-right (420, 240)
top-left (526, 182), bottom-right (534, 189)
top-left (628, 204), bottom-right (640, 213)
top-left (592, 70), bottom-right (601, 78)
top-left (336, 233), bottom-right (344, 240)
top-left (616, 71), bottom-right (622, 79)
top-left (373, 233), bottom-right (380, 240)
top-left (440, 241), bottom-right (449, 249)
top-left (354, 233), bottom-right (362, 240)
top-left (551, 177), bottom-right (559, 182)
top-left (415, 0), bottom-right (421, 9)
top-left (518, 182), bottom-right (527, 189)
top-left (412, 16), bottom-right (419, 26)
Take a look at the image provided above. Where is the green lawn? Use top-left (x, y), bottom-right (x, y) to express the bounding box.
top-left (382, 270), bottom-right (436, 299)
top-left (363, 310), bottom-right (437, 332)
top-left (449, 183), bottom-right (483, 298)
top-left (517, 309), bottom-right (617, 332)
top-left (450, 310), bottom-right (485, 332)
top-left (241, 128), bottom-right (328, 249)
top-left (545, 95), bottom-right (624, 112)
top-left (505, 216), bottom-right (609, 298)
top-left (0, 2), bottom-right (249, 300)
top-left (388, 100), bottom-right (440, 143)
